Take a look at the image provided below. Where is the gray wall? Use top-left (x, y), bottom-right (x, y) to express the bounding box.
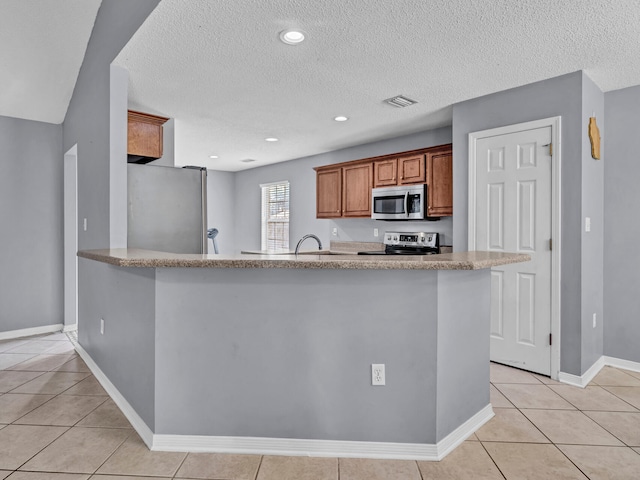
top-left (233, 128), bottom-right (452, 253)
top-left (0, 116), bottom-right (63, 333)
top-left (579, 74), bottom-right (605, 372)
top-left (63, 0), bottom-right (161, 250)
top-left (154, 267), bottom-right (440, 442)
top-left (206, 170), bottom-right (236, 254)
top-left (452, 71), bottom-right (592, 375)
top-left (603, 85), bottom-right (640, 363)
top-left (109, 64), bottom-right (129, 248)
top-left (78, 259), bottom-right (156, 429)
top-left (149, 118), bottom-right (175, 167)
top-left (63, 0), bottom-right (161, 417)
top-left (436, 270), bottom-right (491, 440)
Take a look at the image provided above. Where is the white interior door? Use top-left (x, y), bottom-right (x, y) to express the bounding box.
top-left (473, 126), bottom-right (553, 376)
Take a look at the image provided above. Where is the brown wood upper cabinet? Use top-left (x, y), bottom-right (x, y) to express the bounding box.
top-left (373, 154), bottom-right (426, 187)
top-left (426, 146), bottom-right (453, 217)
top-left (315, 162), bottom-right (372, 218)
top-left (373, 158), bottom-right (397, 187)
top-left (127, 110), bottom-right (169, 160)
top-left (316, 167), bottom-right (342, 218)
top-left (342, 163), bottom-right (373, 217)
top-left (315, 143), bottom-right (452, 218)
top-left (398, 153), bottom-right (426, 184)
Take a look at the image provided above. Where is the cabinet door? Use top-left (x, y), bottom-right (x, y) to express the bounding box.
top-left (127, 111), bottom-right (168, 159)
top-left (398, 154), bottom-right (426, 184)
top-left (316, 168), bottom-right (342, 218)
top-left (427, 147), bottom-right (453, 216)
top-left (128, 120), bottom-right (163, 158)
top-left (342, 163), bottom-right (373, 217)
top-left (374, 158), bottom-right (398, 187)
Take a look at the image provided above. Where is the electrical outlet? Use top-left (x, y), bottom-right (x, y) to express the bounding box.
top-left (593, 313), bottom-right (597, 328)
top-left (371, 364), bottom-right (385, 386)
top-left (373, 228), bottom-right (379, 237)
top-left (100, 318), bottom-right (105, 335)
top-left (332, 227), bottom-right (338, 236)
top-left (585, 217), bottom-right (591, 232)
top-left (83, 218), bottom-right (88, 232)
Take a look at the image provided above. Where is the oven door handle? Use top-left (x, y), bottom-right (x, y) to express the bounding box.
top-left (404, 191), bottom-right (410, 218)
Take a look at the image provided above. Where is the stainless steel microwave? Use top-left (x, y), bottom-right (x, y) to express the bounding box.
top-left (371, 184), bottom-right (427, 220)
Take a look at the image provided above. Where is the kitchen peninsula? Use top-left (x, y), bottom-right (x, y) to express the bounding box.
top-left (77, 249), bottom-right (529, 460)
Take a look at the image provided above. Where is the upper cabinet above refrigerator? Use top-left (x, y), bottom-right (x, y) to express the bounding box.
top-left (127, 110), bottom-right (169, 164)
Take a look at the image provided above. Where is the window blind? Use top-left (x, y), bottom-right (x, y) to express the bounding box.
top-left (261, 181), bottom-right (290, 251)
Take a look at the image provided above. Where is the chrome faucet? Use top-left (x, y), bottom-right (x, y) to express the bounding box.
top-left (295, 234), bottom-right (323, 255)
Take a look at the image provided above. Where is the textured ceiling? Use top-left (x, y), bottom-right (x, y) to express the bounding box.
top-left (114, 0), bottom-right (640, 171)
top-left (5, 1), bottom-right (640, 169)
top-left (0, 0), bottom-right (101, 124)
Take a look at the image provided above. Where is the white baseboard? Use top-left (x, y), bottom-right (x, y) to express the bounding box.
top-left (603, 356), bottom-right (640, 374)
top-left (559, 357), bottom-right (605, 388)
top-left (152, 434), bottom-right (439, 460)
top-left (432, 404), bottom-right (494, 460)
top-left (559, 355), bottom-right (640, 388)
top-left (74, 344), bottom-right (154, 448)
top-left (62, 324), bottom-right (77, 333)
top-left (152, 404), bottom-right (493, 460)
top-left (0, 324), bottom-right (63, 341)
top-left (75, 346), bottom-right (492, 461)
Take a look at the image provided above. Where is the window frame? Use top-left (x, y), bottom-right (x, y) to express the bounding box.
top-left (260, 180), bottom-right (290, 252)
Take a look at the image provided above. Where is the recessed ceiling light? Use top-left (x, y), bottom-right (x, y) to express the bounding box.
top-left (209, 155), bottom-right (218, 159)
top-left (334, 116), bottom-right (348, 122)
top-left (279, 29), bottom-right (305, 45)
top-left (241, 159), bottom-right (256, 163)
top-left (265, 137), bottom-right (279, 142)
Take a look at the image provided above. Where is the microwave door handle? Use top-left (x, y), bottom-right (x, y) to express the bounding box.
top-left (404, 191), bottom-right (410, 218)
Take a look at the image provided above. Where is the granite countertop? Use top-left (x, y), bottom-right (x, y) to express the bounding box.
top-left (78, 248), bottom-right (530, 270)
top-left (240, 240), bottom-right (385, 255)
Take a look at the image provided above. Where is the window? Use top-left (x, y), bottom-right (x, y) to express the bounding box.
top-left (261, 181), bottom-right (290, 251)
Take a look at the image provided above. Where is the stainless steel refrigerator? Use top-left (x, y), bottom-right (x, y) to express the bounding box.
top-left (128, 164), bottom-right (208, 254)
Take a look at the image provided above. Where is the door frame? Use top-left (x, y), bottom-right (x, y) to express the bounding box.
top-left (467, 116), bottom-right (562, 380)
top-left (63, 144), bottom-right (78, 332)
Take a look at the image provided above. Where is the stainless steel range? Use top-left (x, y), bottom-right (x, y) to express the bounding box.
top-left (358, 231), bottom-right (440, 255)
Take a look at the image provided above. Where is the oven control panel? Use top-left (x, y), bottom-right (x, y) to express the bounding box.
top-left (384, 231), bottom-right (439, 248)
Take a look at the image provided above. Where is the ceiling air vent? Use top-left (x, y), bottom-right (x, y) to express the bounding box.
top-left (384, 95), bottom-right (418, 108)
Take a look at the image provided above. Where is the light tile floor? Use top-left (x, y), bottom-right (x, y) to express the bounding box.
top-left (1, 333), bottom-right (640, 479)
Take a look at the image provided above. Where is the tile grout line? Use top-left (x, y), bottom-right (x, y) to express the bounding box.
top-left (477, 440), bottom-right (508, 480)
top-left (489, 373), bottom-right (586, 479)
top-left (11, 425), bottom-right (72, 474)
top-left (5, 339), bottom-right (640, 478)
top-left (253, 454), bottom-right (265, 480)
top-left (4, 333), bottom-right (131, 477)
top-left (579, 409), bottom-right (640, 448)
top-left (504, 371), bottom-right (636, 480)
top-left (598, 385), bottom-right (640, 411)
top-left (171, 447), bottom-right (191, 480)
top-left (86, 426), bottom-right (137, 477)
top-left (8, 363), bottom-right (95, 426)
top-left (414, 459), bottom-right (425, 480)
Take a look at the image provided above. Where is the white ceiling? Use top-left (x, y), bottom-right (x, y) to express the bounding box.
top-left (4, 1), bottom-right (640, 171)
top-left (0, 0), bottom-right (101, 124)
